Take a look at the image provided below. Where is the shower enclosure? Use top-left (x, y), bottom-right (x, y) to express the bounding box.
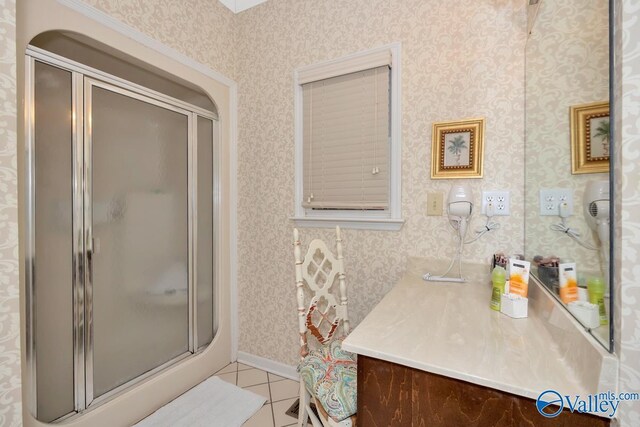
top-left (25, 45), bottom-right (218, 423)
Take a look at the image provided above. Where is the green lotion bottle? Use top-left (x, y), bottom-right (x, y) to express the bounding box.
top-left (490, 266), bottom-right (507, 311)
top-left (588, 276), bottom-right (608, 326)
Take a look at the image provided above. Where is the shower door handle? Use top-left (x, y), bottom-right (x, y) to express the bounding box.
top-left (87, 238), bottom-right (93, 261)
top-left (84, 233), bottom-right (95, 407)
top-left (87, 237), bottom-right (100, 258)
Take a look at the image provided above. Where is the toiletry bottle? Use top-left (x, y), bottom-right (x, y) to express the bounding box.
top-left (559, 263), bottom-right (578, 304)
top-left (508, 258), bottom-right (531, 298)
top-left (577, 275), bottom-right (589, 301)
top-left (588, 276), bottom-right (608, 325)
top-left (490, 266), bottom-right (507, 311)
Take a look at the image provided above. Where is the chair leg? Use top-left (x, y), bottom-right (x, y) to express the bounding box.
top-left (298, 381), bottom-right (310, 427)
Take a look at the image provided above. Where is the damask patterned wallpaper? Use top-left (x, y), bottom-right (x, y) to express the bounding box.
top-left (525, 0), bottom-right (609, 272)
top-left (85, 0), bottom-right (237, 79)
top-left (1, 0), bottom-right (638, 425)
top-left (234, 0), bottom-right (527, 366)
top-left (0, 0), bottom-right (21, 425)
top-left (614, 0), bottom-right (640, 424)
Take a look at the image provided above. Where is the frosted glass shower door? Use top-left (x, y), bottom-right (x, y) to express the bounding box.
top-left (31, 60), bottom-right (76, 423)
top-left (197, 116), bottom-right (215, 349)
top-left (86, 81), bottom-right (191, 401)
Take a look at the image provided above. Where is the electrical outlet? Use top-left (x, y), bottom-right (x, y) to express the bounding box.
top-left (539, 188), bottom-right (573, 216)
top-left (481, 191), bottom-right (510, 216)
top-left (427, 192), bottom-right (444, 216)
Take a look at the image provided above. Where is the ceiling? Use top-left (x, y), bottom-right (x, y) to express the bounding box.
top-left (218, 0), bottom-right (268, 13)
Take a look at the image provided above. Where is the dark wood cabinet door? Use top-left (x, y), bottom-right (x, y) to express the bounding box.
top-left (357, 356), bottom-right (610, 427)
top-left (357, 355), bottom-right (413, 426)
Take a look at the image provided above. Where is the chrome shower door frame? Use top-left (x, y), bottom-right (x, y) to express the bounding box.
top-left (82, 77), bottom-right (197, 409)
top-left (24, 48), bottom-right (219, 421)
top-left (24, 54), bottom-right (88, 421)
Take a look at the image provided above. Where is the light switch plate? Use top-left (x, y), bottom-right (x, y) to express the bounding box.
top-left (427, 192), bottom-right (444, 216)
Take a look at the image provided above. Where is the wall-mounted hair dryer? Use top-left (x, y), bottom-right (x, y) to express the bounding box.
top-left (447, 184), bottom-right (474, 239)
top-left (584, 180), bottom-right (610, 277)
top-left (584, 180), bottom-right (610, 247)
top-left (424, 184), bottom-right (474, 283)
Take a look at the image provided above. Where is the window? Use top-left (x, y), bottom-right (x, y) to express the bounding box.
top-left (293, 44), bottom-right (403, 230)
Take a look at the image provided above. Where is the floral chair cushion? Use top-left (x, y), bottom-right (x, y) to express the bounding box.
top-left (298, 339), bottom-right (357, 422)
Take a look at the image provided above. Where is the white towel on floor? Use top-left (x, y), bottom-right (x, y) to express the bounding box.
top-left (134, 376), bottom-right (266, 427)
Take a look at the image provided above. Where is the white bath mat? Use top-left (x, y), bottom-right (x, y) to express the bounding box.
top-left (134, 376), bottom-right (266, 427)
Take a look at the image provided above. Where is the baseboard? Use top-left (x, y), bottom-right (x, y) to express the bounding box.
top-left (236, 351), bottom-right (298, 381)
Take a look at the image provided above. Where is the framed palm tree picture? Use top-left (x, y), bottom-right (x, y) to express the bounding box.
top-left (431, 118), bottom-right (485, 179)
top-left (570, 101), bottom-right (610, 174)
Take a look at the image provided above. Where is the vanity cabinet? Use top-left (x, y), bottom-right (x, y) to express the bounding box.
top-left (357, 355), bottom-right (609, 427)
top-left (342, 260), bottom-right (617, 427)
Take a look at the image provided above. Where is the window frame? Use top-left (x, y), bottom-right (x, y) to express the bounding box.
top-left (291, 43), bottom-right (403, 231)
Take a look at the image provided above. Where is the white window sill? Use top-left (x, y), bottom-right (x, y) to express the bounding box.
top-left (290, 216), bottom-right (405, 231)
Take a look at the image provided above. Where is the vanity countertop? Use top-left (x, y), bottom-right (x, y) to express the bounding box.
top-left (341, 259), bottom-right (591, 401)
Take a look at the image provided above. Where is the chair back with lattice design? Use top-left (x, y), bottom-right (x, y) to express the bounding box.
top-left (293, 226), bottom-right (350, 360)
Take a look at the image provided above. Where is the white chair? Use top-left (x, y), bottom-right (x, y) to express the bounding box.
top-left (293, 226), bottom-right (357, 427)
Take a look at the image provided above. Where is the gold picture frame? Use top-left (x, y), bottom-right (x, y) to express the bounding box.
top-left (431, 118), bottom-right (484, 179)
top-left (570, 101), bottom-right (610, 174)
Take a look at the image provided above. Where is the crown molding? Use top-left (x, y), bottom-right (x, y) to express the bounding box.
top-left (219, 0), bottom-right (268, 14)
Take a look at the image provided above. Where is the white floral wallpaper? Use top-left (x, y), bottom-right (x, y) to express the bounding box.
top-left (614, 0), bottom-right (640, 425)
top-left (234, 0), bottom-right (527, 366)
top-left (1, 0), bottom-right (638, 424)
top-left (0, 0), bottom-right (21, 425)
top-left (85, 0), bottom-right (237, 79)
top-left (525, 0), bottom-right (609, 272)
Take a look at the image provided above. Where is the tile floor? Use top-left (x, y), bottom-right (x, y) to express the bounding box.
top-left (214, 362), bottom-right (300, 427)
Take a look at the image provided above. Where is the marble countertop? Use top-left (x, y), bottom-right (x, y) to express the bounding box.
top-left (341, 258), bottom-right (590, 401)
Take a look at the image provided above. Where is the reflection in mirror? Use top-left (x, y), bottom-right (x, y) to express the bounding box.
top-left (525, 0), bottom-right (612, 350)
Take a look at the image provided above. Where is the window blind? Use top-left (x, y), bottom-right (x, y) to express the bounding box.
top-left (302, 66), bottom-right (390, 210)
top-left (297, 50), bottom-right (392, 85)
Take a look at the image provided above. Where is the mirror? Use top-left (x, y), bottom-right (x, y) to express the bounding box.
top-left (525, 0), bottom-right (612, 350)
